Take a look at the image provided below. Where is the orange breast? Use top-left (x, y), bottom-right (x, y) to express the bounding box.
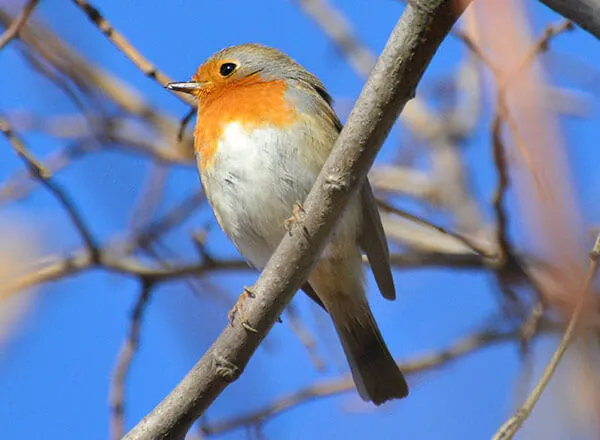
top-left (194, 78), bottom-right (297, 171)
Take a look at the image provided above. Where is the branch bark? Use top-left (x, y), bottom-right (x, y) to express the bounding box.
top-left (124, 1), bottom-right (472, 439)
top-left (538, 0), bottom-right (600, 40)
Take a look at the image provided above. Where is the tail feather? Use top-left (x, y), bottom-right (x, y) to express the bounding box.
top-left (332, 308), bottom-right (409, 405)
top-left (308, 250), bottom-right (408, 404)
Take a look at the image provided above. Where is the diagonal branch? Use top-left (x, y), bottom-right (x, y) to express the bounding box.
top-left (0, 0), bottom-right (39, 51)
top-left (123, 1), bottom-right (473, 439)
top-left (538, 0), bottom-right (600, 40)
top-left (71, 0), bottom-right (195, 107)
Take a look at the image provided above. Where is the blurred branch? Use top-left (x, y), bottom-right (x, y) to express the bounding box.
top-left (8, 245), bottom-right (508, 299)
top-left (6, 247), bottom-right (247, 297)
top-left (369, 166), bottom-right (434, 199)
top-left (377, 198), bottom-right (493, 258)
top-left (0, 139), bottom-right (95, 203)
top-left (457, 19), bottom-right (573, 175)
top-left (201, 323), bottom-right (549, 436)
top-left (126, 190), bottom-right (206, 253)
top-left (493, 233), bottom-right (600, 440)
top-left (0, 8), bottom-right (195, 161)
top-left (0, 111), bottom-right (194, 199)
top-left (8, 245), bottom-right (523, 300)
top-left (294, 0), bottom-right (460, 141)
top-left (455, 19), bottom-right (574, 282)
top-left (286, 303), bottom-right (326, 372)
top-left (0, 0), bottom-right (38, 51)
top-left (295, 0), bottom-right (375, 76)
top-left (129, 163), bottom-right (169, 232)
top-left (490, 100), bottom-right (512, 265)
top-left (124, 2), bottom-right (472, 439)
top-left (110, 280), bottom-right (155, 440)
top-left (388, 251), bottom-right (484, 268)
top-left (539, 0), bottom-right (600, 40)
top-left (417, 52), bottom-right (486, 240)
top-left (0, 117), bottom-right (98, 256)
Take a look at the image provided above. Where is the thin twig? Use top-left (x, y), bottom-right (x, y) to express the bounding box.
top-left (490, 100), bottom-right (512, 264)
top-left (457, 20), bottom-right (574, 270)
top-left (71, 0), bottom-right (195, 107)
top-left (129, 190), bottom-right (205, 252)
top-left (538, 0), bottom-right (599, 40)
top-left (0, 117), bottom-right (98, 256)
top-left (110, 281), bottom-right (155, 440)
top-left (177, 108), bottom-right (195, 143)
top-left (0, 0), bottom-right (39, 51)
top-left (0, 117), bottom-right (49, 178)
top-left (492, 233), bottom-right (600, 440)
top-left (0, 140), bottom-right (94, 204)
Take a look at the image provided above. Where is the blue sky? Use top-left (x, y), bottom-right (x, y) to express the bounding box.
top-left (1, 1), bottom-right (599, 439)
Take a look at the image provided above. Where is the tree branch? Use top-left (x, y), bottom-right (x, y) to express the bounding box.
top-left (0, 117), bottom-right (98, 257)
top-left (110, 280), bottom-right (155, 440)
top-left (0, 0), bottom-right (39, 52)
top-left (538, 0), bottom-right (600, 40)
top-left (71, 0), bottom-right (195, 107)
top-left (123, 1), bottom-right (472, 439)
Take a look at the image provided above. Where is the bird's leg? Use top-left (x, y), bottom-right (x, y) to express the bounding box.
top-left (228, 286), bottom-right (258, 333)
top-left (284, 201), bottom-right (307, 236)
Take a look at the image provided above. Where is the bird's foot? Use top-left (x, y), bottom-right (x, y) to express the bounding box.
top-left (228, 286), bottom-right (258, 333)
top-left (284, 201), bottom-right (306, 236)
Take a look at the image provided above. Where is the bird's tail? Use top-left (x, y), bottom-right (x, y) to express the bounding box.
top-left (330, 305), bottom-right (409, 405)
top-left (309, 254), bottom-right (408, 405)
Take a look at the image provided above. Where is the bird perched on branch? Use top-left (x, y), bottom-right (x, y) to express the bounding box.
top-left (167, 43), bottom-right (408, 404)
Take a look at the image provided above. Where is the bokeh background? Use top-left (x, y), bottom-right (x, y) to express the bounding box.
top-left (1, 1), bottom-right (599, 439)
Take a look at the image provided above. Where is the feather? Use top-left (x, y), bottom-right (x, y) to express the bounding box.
top-left (359, 181), bottom-right (396, 300)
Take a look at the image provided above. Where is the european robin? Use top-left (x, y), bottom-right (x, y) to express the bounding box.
top-left (167, 43), bottom-right (409, 404)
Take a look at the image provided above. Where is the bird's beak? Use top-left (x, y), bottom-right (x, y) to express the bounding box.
top-left (165, 81), bottom-right (205, 94)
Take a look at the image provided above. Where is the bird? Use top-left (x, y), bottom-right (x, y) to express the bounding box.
top-left (166, 43), bottom-right (408, 404)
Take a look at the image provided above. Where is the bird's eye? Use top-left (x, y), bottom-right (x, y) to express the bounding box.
top-left (219, 63), bottom-right (237, 77)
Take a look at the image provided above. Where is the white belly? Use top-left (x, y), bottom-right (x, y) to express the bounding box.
top-left (200, 121), bottom-right (360, 269)
top-left (200, 122), bottom-right (316, 268)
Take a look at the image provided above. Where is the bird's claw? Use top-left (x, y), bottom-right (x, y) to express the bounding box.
top-left (284, 201), bottom-right (306, 235)
top-left (228, 286), bottom-right (258, 333)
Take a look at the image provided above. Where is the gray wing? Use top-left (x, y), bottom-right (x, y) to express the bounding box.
top-left (360, 180), bottom-right (396, 300)
top-left (288, 76), bottom-right (393, 301)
